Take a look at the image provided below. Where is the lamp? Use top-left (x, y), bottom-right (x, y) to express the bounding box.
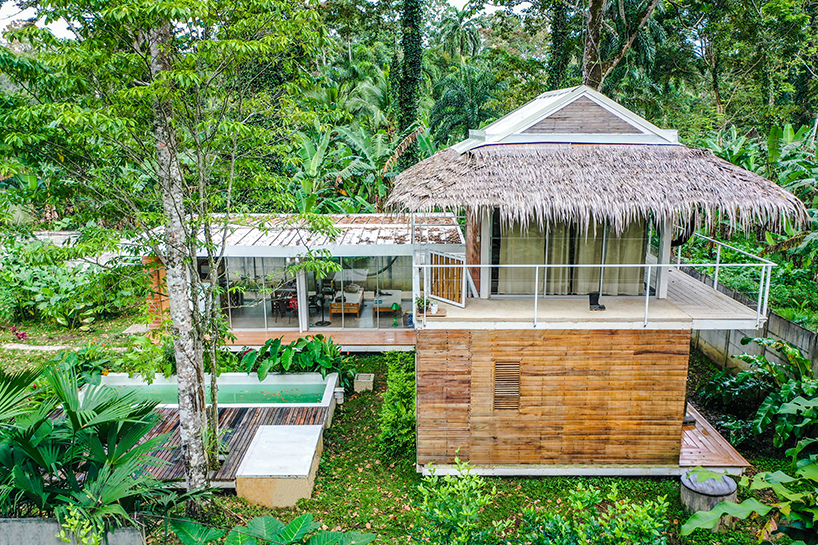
top-left (391, 302), bottom-right (401, 327)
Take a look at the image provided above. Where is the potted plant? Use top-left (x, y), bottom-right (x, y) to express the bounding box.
top-left (415, 296), bottom-right (430, 315)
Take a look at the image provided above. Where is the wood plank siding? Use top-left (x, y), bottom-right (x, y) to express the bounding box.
top-left (416, 329), bottom-right (691, 466)
top-left (522, 97), bottom-right (641, 135)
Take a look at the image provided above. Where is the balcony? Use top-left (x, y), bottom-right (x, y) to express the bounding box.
top-left (415, 235), bottom-right (773, 331)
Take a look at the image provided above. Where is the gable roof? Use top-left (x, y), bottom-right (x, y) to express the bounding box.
top-left (389, 87), bottom-right (807, 233)
top-left (451, 85), bottom-right (678, 153)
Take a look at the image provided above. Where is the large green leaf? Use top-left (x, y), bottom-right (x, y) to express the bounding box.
top-left (246, 516), bottom-right (286, 541)
top-left (337, 532), bottom-right (377, 545)
top-left (276, 514), bottom-right (317, 544)
top-left (225, 527), bottom-right (259, 545)
top-left (306, 531), bottom-right (343, 545)
top-left (681, 498), bottom-right (772, 535)
top-left (0, 368), bottom-right (41, 422)
top-left (170, 518), bottom-right (226, 545)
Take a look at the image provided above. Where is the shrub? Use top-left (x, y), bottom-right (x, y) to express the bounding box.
top-left (700, 336), bottom-right (818, 448)
top-left (0, 238), bottom-right (147, 328)
top-left (377, 351), bottom-right (415, 459)
top-left (240, 334), bottom-right (357, 390)
top-left (414, 458), bottom-right (507, 545)
top-left (521, 484), bottom-right (668, 545)
top-left (0, 366), bottom-right (170, 531)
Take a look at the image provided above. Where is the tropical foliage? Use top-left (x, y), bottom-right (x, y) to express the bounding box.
top-left (0, 366), bottom-right (169, 531)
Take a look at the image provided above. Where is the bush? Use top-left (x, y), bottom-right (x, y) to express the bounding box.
top-left (0, 238), bottom-right (147, 328)
top-left (414, 458), bottom-right (507, 545)
top-left (0, 366), bottom-right (170, 531)
top-left (699, 336), bottom-right (818, 448)
top-left (377, 351), bottom-right (415, 459)
top-left (520, 484), bottom-right (668, 545)
top-left (240, 334), bottom-right (357, 390)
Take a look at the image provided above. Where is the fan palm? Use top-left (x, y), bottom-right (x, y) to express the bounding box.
top-left (429, 64), bottom-right (498, 144)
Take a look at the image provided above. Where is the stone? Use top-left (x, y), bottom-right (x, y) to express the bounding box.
top-left (354, 373), bottom-right (374, 392)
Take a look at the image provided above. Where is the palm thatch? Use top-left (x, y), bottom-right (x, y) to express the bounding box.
top-left (387, 144), bottom-right (807, 233)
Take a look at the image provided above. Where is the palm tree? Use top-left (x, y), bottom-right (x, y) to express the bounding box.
top-left (429, 64), bottom-right (498, 144)
top-left (439, 7), bottom-right (482, 59)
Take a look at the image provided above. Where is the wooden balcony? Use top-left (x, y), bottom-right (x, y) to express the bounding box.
top-left (422, 267), bottom-right (760, 331)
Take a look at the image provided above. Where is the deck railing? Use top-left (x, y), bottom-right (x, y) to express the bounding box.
top-left (414, 235), bottom-right (775, 329)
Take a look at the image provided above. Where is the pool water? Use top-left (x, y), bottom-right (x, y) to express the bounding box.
top-left (108, 383), bottom-right (326, 405)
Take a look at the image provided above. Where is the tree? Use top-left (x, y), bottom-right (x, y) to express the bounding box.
top-left (547, 0), bottom-right (571, 90)
top-left (429, 64), bottom-right (498, 143)
top-left (439, 7), bottom-right (482, 60)
top-left (397, 0), bottom-right (423, 167)
top-left (0, 0), bottom-right (321, 510)
top-left (582, 0), bottom-right (662, 90)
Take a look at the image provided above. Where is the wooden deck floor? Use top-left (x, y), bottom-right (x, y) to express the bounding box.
top-left (680, 405), bottom-right (749, 472)
top-left (145, 406), bottom-right (328, 485)
top-left (665, 267), bottom-right (759, 328)
top-left (226, 329), bottom-right (416, 349)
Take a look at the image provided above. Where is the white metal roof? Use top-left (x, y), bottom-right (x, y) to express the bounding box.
top-left (452, 85), bottom-right (679, 154)
top-left (206, 213), bottom-right (465, 258)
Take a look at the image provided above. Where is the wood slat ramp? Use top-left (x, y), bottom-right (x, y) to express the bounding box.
top-left (146, 406), bottom-right (328, 485)
top-left (680, 405), bottom-right (749, 470)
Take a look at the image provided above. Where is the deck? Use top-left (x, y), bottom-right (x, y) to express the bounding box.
top-left (226, 329), bottom-right (416, 350)
top-left (424, 267), bottom-right (759, 331)
top-left (145, 406), bottom-right (328, 486)
top-left (680, 405), bottom-right (749, 474)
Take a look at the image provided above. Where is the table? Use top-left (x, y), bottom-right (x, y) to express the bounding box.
top-left (371, 290), bottom-right (403, 316)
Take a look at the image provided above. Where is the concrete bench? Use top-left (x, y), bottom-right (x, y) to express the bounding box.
top-left (235, 425), bottom-right (323, 508)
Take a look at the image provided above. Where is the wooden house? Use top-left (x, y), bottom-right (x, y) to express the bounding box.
top-left (386, 85), bottom-right (807, 476)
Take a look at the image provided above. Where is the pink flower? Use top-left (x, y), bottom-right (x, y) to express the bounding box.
top-left (10, 326), bottom-right (18, 333)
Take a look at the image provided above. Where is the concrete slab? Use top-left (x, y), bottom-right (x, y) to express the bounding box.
top-left (235, 425), bottom-right (323, 508)
top-left (123, 323), bottom-right (149, 334)
top-left (238, 425), bottom-right (322, 477)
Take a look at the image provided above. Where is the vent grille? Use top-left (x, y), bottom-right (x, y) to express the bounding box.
top-left (494, 360), bottom-right (520, 410)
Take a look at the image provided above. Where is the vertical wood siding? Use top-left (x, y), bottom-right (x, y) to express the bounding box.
top-left (417, 329), bottom-right (691, 466)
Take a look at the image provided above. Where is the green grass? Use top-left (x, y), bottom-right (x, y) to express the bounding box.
top-left (144, 353), bottom-right (767, 545)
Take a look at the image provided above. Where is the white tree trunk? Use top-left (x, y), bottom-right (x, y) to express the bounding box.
top-left (149, 23), bottom-right (210, 495)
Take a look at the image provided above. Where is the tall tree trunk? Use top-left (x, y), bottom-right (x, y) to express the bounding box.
top-left (582, 0), bottom-right (659, 91)
top-left (398, 0), bottom-right (422, 168)
top-left (149, 23), bottom-right (210, 506)
top-left (547, 0), bottom-right (570, 90)
top-left (582, 0), bottom-right (606, 90)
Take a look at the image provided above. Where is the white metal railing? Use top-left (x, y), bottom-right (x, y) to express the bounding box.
top-left (413, 249), bottom-right (775, 329)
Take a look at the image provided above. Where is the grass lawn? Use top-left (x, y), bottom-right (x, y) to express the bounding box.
top-left (146, 353), bottom-right (773, 545)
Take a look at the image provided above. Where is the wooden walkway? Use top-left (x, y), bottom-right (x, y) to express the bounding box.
top-left (145, 406), bottom-right (328, 485)
top-left (680, 405), bottom-right (749, 472)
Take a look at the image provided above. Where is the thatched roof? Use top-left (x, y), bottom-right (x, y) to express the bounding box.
top-left (387, 144), bottom-right (807, 233)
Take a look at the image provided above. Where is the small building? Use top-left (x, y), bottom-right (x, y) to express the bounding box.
top-left (386, 85), bottom-right (806, 475)
top-left (145, 213), bottom-right (464, 351)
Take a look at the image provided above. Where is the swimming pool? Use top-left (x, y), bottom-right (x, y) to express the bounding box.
top-left (99, 372), bottom-right (339, 408)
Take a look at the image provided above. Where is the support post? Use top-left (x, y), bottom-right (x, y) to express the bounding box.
top-left (479, 208), bottom-right (492, 299)
top-left (296, 267), bottom-right (308, 333)
top-left (655, 219), bottom-right (672, 299)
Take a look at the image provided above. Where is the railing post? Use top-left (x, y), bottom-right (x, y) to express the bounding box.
top-left (713, 245), bottom-right (721, 291)
top-left (533, 266), bottom-right (538, 328)
top-left (423, 264), bottom-right (429, 329)
top-left (644, 265), bottom-right (651, 327)
top-left (762, 264), bottom-right (772, 318)
top-left (755, 264), bottom-right (766, 328)
top-left (676, 245), bottom-right (681, 266)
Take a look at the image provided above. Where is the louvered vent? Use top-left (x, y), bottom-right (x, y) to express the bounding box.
top-left (494, 360), bottom-right (520, 410)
